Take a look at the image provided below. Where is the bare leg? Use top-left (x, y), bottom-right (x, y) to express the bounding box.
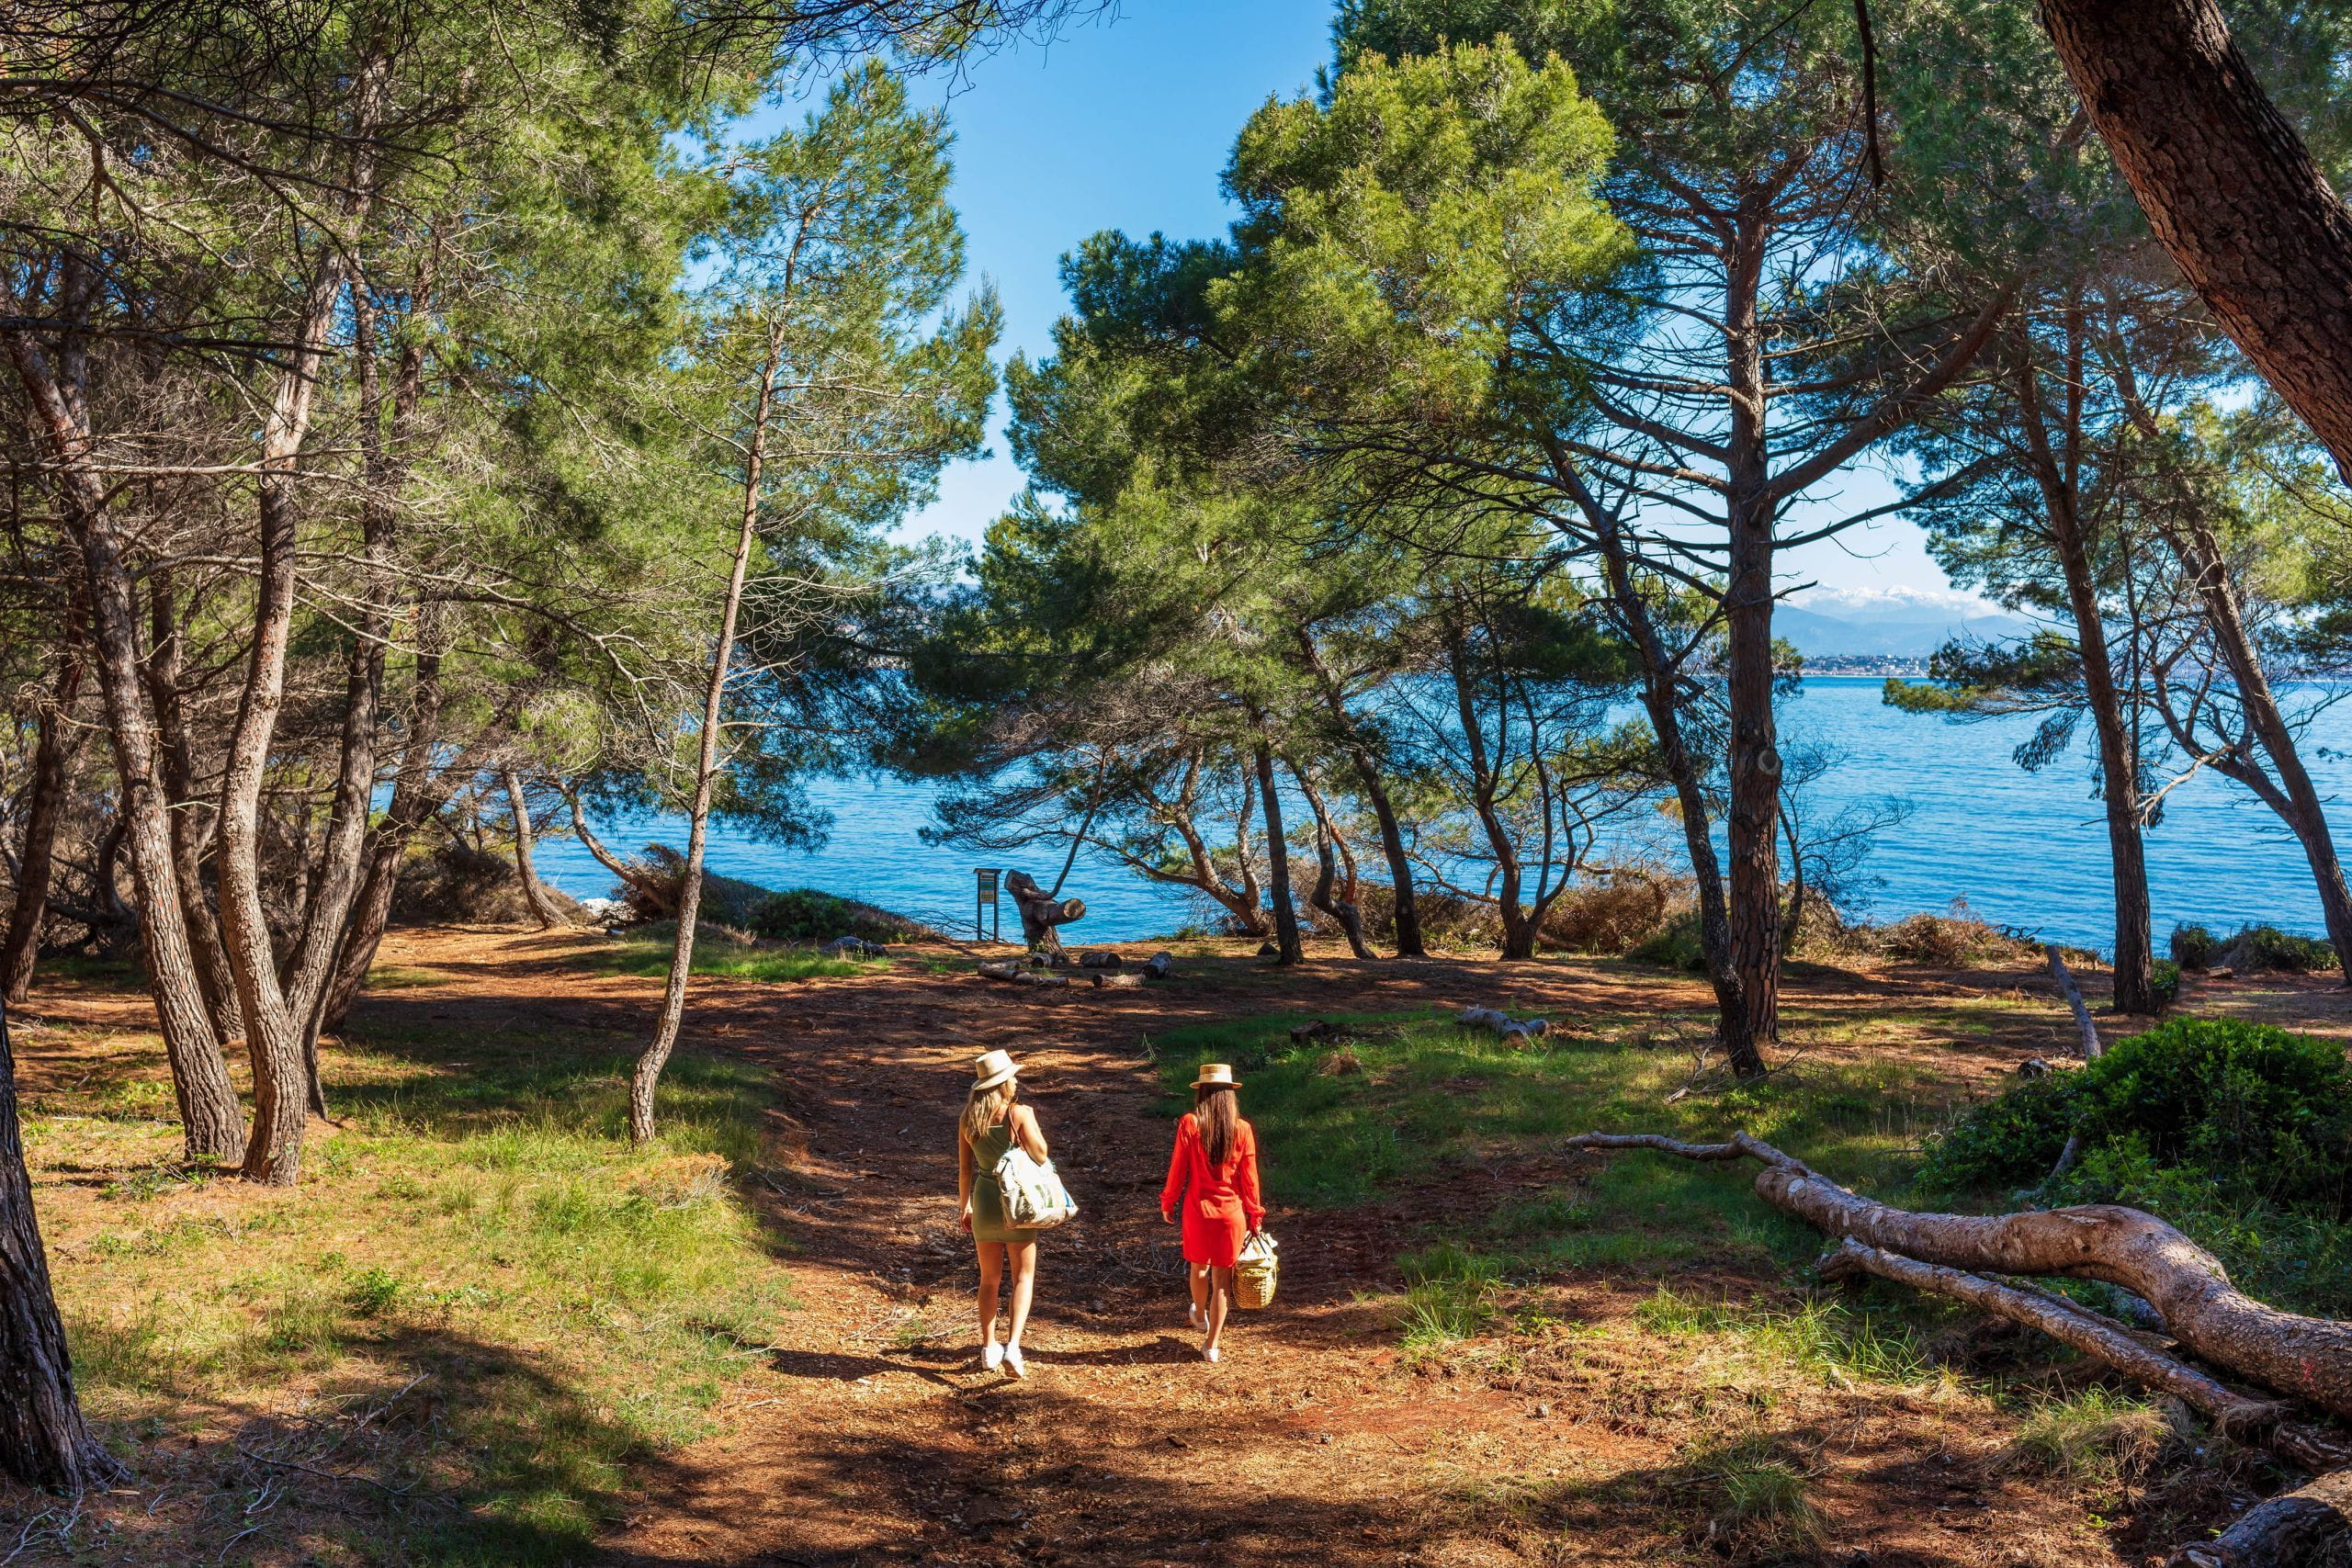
top-left (1006, 1240), bottom-right (1038, 1349)
top-left (1204, 1265), bottom-right (1234, 1357)
top-left (976, 1240), bottom-right (1004, 1349)
top-left (1189, 1260), bottom-right (1210, 1325)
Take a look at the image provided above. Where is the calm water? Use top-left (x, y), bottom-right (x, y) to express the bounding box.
top-left (532, 678), bottom-right (2352, 953)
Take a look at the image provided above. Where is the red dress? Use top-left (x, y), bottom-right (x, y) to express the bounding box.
top-left (1159, 1112), bottom-right (1264, 1268)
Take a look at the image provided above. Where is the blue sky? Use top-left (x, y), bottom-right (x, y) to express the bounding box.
top-left (797, 0), bottom-right (1967, 606)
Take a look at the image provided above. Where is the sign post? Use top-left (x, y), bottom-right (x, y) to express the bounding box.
top-left (975, 868), bottom-right (1000, 943)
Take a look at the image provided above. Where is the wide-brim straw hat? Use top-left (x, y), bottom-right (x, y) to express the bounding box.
top-left (1193, 1062), bottom-right (1241, 1090)
top-left (972, 1050), bottom-right (1019, 1093)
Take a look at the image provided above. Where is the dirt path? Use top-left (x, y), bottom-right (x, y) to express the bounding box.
top-left (343, 928), bottom-right (2094, 1568)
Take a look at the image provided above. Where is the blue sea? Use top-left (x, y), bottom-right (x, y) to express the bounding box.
top-left (530, 677), bottom-right (2352, 953)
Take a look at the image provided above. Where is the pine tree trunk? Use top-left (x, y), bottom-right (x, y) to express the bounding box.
top-left (632, 333), bottom-right (775, 1145)
top-left (2040, 0), bottom-right (2352, 479)
top-left (1292, 763), bottom-right (1372, 959)
top-left (1353, 764), bottom-right (1422, 957)
top-left (1718, 219), bottom-right (1779, 1080)
top-left (504, 772), bottom-right (562, 931)
top-left (1252, 739), bottom-right (1304, 964)
top-left (0, 998), bottom-right (121, 1492)
top-left (1, 649), bottom-right (81, 1007)
top-left (3, 317), bottom-right (244, 1164)
top-left (145, 575), bottom-right (243, 1048)
top-left (2018, 349), bottom-right (2157, 1012)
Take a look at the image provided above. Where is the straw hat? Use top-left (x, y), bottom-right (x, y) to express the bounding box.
top-left (971, 1050), bottom-right (1020, 1093)
top-left (1193, 1062), bottom-right (1241, 1090)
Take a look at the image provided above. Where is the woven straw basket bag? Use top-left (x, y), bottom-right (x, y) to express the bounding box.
top-left (1235, 1229), bottom-right (1279, 1310)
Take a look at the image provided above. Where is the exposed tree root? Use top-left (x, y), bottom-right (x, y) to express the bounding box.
top-left (1563, 1132), bottom-right (2352, 1421)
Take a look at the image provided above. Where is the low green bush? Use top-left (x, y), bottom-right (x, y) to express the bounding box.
top-left (1924, 1017), bottom-right (2352, 1211)
top-left (1628, 910), bottom-right (1707, 973)
top-left (2222, 924), bottom-right (2338, 974)
top-left (2169, 923), bottom-right (2216, 969)
top-left (2150, 959), bottom-right (2181, 1010)
top-left (745, 886), bottom-right (930, 944)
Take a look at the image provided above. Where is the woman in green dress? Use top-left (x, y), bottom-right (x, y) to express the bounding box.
top-left (958, 1050), bottom-right (1050, 1378)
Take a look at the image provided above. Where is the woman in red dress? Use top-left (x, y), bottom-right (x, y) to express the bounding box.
top-left (1159, 1062), bottom-right (1264, 1363)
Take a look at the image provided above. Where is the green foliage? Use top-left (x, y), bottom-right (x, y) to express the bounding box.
top-left (2170, 924), bottom-right (2217, 968)
top-left (1397, 1243), bottom-right (1508, 1357)
top-left (1628, 910), bottom-right (1707, 973)
top-left (1924, 1019), bottom-right (2352, 1313)
top-left (2004, 1389), bottom-right (2167, 1488)
top-left (2150, 960), bottom-right (2181, 1010)
top-left (2220, 924), bottom-right (2338, 974)
top-left (746, 887), bottom-right (910, 943)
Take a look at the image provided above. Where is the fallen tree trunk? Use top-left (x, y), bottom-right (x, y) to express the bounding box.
top-left (2044, 944), bottom-right (2104, 1057)
top-left (1563, 1131), bottom-right (2352, 1421)
top-left (1459, 1006), bottom-right (1549, 1045)
top-left (1818, 1239), bottom-right (2342, 1471)
top-left (2168, 1468), bottom-right (2352, 1567)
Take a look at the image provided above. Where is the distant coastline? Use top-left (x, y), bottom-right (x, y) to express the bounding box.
top-left (1800, 654), bottom-right (1928, 677)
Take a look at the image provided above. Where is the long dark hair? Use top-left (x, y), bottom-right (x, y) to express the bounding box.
top-left (1193, 1084), bottom-right (1238, 1168)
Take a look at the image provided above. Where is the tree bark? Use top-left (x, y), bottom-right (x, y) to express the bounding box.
top-left (1252, 738), bottom-right (1303, 964)
top-left (1292, 763), bottom-right (1371, 959)
top-left (1443, 624), bottom-right (1534, 962)
top-left (565, 788), bottom-right (669, 906)
top-left (2169, 521), bottom-right (2352, 969)
top-left (2039, 0), bottom-right (2352, 479)
top-left (2015, 345), bottom-right (2157, 1012)
top-left (1004, 870), bottom-right (1085, 953)
top-left (1295, 628), bottom-right (1421, 957)
top-left (0, 998), bottom-right (122, 1492)
top-left (144, 573), bottom-right (243, 1048)
top-left (4, 293), bottom-right (243, 1165)
top-left (630, 330), bottom-right (775, 1146)
top-left (504, 771), bottom-right (562, 931)
top-left (2169, 1469), bottom-right (2352, 1567)
top-left (1566, 1130), bottom-right (2352, 1421)
top-left (2044, 945), bottom-right (2106, 1058)
top-left (1, 645), bottom-right (82, 1006)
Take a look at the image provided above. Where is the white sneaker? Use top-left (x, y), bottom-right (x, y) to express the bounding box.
top-left (1188, 1303), bottom-right (1204, 1330)
top-left (982, 1341), bottom-right (1003, 1371)
top-left (1203, 1345), bottom-right (1220, 1364)
top-left (1003, 1344), bottom-right (1026, 1380)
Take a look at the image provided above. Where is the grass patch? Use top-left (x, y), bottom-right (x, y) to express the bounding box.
top-left (1634, 1285), bottom-right (1935, 1386)
top-left (578, 929), bottom-right (883, 984)
top-left (29, 989), bottom-right (797, 1565)
top-left (2003, 1388), bottom-right (2168, 1493)
top-left (1149, 1000), bottom-right (1962, 1272)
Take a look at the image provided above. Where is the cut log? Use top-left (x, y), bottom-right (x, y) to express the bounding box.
top-left (977, 961), bottom-right (1071, 989)
top-left (2167, 1468), bottom-right (2352, 1567)
top-left (1092, 971), bottom-right (1145, 988)
top-left (1003, 871), bottom-right (1085, 954)
top-left (1563, 1130), bottom-right (2352, 1421)
top-left (2045, 944), bottom-right (2104, 1056)
top-left (1077, 951), bottom-right (1122, 968)
top-left (1142, 952), bottom-right (1172, 979)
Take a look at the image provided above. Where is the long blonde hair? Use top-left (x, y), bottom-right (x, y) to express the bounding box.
top-left (962, 1080), bottom-right (1014, 1146)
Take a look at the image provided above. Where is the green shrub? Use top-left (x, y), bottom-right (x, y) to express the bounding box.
top-left (1924, 1018), bottom-right (2352, 1211)
top-left (2169, 923), bottom-right (2216, 969)
top-left (2150, 959), bottom-right (2181, 1010)
top-left (1920, 1068), bottom-right (2084, 1191)
top-left (746, 887), bottom-right (925, 944)
top-left (2220, 924), bottom-right (2339, 974)
top-left (1629, 910), bottom-right (1707, 973)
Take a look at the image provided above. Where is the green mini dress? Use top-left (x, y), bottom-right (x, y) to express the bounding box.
top-left (967, 1120), bottom-right (1040, 1245)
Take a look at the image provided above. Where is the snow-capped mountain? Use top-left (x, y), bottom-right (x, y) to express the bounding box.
top-left (1778, 586), bottom-right (2036, 660)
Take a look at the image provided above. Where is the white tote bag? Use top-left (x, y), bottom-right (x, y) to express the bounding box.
top-left (991, 1144), bottom-right (1079, 1229)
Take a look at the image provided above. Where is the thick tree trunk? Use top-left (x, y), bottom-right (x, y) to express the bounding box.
top-left (1566, 1130), bottom-right (2352, 1421)
top-left (1, 649), bottom-right (81, 1006)
top-left (4, 311), bottom-right (243, 1164)
top-left (1252, 739), bottom-right (1303, 964)
top-left (504, 771), bottom-right (562, 931)
top-left (1005, 870), bottom-right (1085, 953)
top-left (2039, 0), bottom-right (2352, 479)
top-left (0, 998), bottom-right (122, 1492)
top-left (631, 333), bottom-right (774, 1146)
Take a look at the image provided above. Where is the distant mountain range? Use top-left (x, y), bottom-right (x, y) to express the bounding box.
top-left (1778, 587), bottom-right (2036, 660)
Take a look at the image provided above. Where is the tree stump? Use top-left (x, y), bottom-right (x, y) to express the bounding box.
top-left (1004, 871), bottom-right (1085, 954)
